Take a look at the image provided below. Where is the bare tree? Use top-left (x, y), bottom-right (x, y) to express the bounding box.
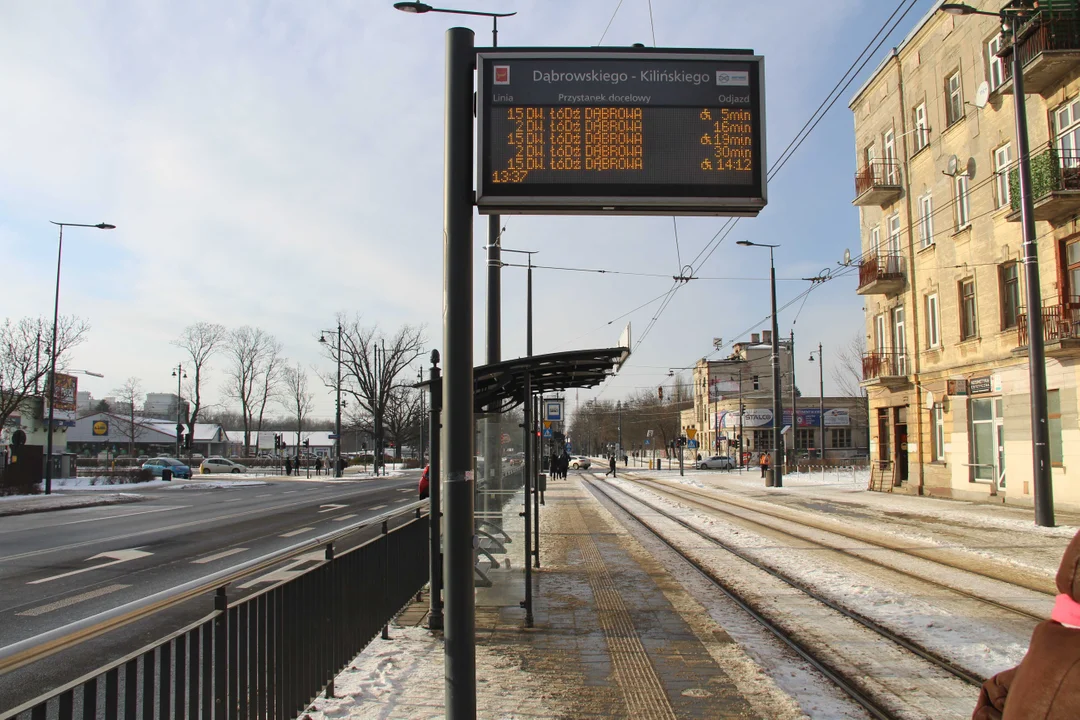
top-left (0, 315), bottom-right (89, 430)
top-left (222, 327), bottom-right (279, 456)
top-left (173, 322), bottom-right (226, 443)
top-left (254, 339), bottom-right (285, 451)
top-left (320, 315), bottom-right (426, 465)
top-left (383, 385), bottom-right (422, 459)
top-left (832, 331), bottom-right (867, 398)
top-left (282, 363), bottom-right (314, 452)
top-left (111, 377), bottom-right (146, 456)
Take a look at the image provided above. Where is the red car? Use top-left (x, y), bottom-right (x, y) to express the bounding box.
top-left (419, 465), bottom-right (430, 499)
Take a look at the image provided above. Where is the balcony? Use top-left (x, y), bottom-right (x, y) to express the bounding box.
top-left (1016, 296), bottom-right (1080, 357)
top-left (999, 10), bottom-right (1080, 96)
top-left (856, 254), bottom-right (904, 296)
top-left (861, 350), bottom-right (909, 390)
top-left (853, 160), bottom-right (902, 207)
top-left (1006, 146), bottom-right (1080, 223)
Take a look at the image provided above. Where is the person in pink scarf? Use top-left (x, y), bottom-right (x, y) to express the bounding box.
top-left (973, 528), bottom-right (1080, 719)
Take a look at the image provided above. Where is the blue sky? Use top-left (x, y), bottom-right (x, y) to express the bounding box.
top-left (0, 0), bottom-right (939, 421)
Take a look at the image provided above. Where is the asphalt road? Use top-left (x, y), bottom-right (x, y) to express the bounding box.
top-left (0, 472), bottom-right (422, 713)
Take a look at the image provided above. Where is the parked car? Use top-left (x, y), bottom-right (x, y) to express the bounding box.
top-left (142, 457), bottom-right (192, 479)
top-left (569, 456), bottom-right (591, 470)
top-left (189, 453), bottom-right (205, 461)
top-left (199, 457), bottom-right (248, 474)
top-left (419, 465), bottom-right (430, 499)
top-left (697, 455), bottom-right (735, 470)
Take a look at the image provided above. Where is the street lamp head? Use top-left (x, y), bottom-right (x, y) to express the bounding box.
top-left (940, 3), bottom-right (976, 15)
top-left (319, 334), bottom-right (327, 344)
top-left (736, 240), bottom-right (753, 246)
top-left (96, 223), bottom-right (116, 230)
top-left (394, 1), bottom-right (433, 12)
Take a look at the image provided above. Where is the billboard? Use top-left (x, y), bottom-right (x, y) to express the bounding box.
top-left (44, 373), bottom-right (78, 425)
top-left (476, 49), bottom-right (766, 216)
top-left (718, 408), bottom-right (850, 429)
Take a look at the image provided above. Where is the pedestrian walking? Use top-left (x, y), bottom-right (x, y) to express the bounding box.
top-left (315, 457), bottom-right (323, 476)
top-left (759, 452), bottom-right (769, 479)
top-left (285, 456), bottom-right (292, 477)
top-left (606, 455), bottom-right (617, 477)
top-left (973, 528), bottom-right (1080, 719)
top-left (559, 452), bottom-right (569, 479)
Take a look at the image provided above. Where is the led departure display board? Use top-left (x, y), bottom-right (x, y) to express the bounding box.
top-left (476, 50), bottom-right (766, 216)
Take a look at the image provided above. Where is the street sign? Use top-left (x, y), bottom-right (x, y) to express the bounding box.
top-left (501, 433), bottom-right (511, 444)
top-left (543, 427), bottom-right (553, 439)
top-left (543, 399), bottom-right (564, 422)
top-left (686, 427), bottom-right (697, 440)
top-left (328, 434), bottom-right (340, 440)
top-left (644, 438), bottom-right (651, 446)
top-left (543, 420), bottom-right (552, 429)
top-left (687, 439), bottom-right (699, 449)
top-left (476, 49), bottom-right (767, 217)
top-left (565, 442), bottom-right (572, 453)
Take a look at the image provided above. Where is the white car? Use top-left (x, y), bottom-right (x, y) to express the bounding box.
top-left (569, 456), bottom-right (591, 470)
top-left (199, 457), bottom-right (248, 474)
top-left (697, 455), bottom-right (735, 470)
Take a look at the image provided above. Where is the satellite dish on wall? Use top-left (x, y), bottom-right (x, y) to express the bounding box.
top-left (925, 389), bottom-right (935, 410)
top-left (966, 157), bottom-right (977, 179)
top-left (974, 81), bottom-right (991, 109)
top-left (946, 155), bottom-right (960, 176)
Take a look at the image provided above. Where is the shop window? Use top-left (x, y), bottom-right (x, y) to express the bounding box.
top-left (831, 429), bottom-right (852, 448)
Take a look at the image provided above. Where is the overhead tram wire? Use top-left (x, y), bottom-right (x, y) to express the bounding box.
top-left (686, 0), bottom-right (922, 275)
top-left (597, 0), bottom-right (626, 44)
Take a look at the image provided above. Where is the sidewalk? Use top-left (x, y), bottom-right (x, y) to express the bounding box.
top-left (306, 475), bottom-right (803, 719)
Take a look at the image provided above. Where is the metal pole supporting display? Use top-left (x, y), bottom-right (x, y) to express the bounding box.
top-left (522, 371), bottom-right (534, 626)
top-left (769, 248), bottom-right (784, 487)
top-left (428, 352), bottom-right (444, 631)
top-left (441, 26), bottom-right (476, 718)
top-left (789, 330), bottom-right (796, 472)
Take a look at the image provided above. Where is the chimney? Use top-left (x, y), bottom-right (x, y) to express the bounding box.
top-left (751, 333), bottom-right (760, 344)
top-left (762, 330), bottom-right (772, 344)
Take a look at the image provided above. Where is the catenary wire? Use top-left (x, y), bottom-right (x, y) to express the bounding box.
top-left (597, 0), bottom-right (626, 44)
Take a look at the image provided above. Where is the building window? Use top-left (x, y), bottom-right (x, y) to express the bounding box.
top-left (869, 225), bottom-right (881, 258)
top-left (960, 279), bottom-right (978, 340)
top-left (926, 293), bottom-right (940, 348)
top-left (946, 71), bottom-right (964, 126)
top-left (1056, 97), bottom-right (1080, 167)
top-left (752, 375), bottom-right (760, 390)
top-left (955, 174), bottom-right (971, 228)
top-left (752, 429), bottom-right (771, 451)
top-left (795, 429), bottom-right (812, 450)
top-left (883, 129), bottom-right (898, 184)
top-left (918, 193), bottom-right (934, 248)
top-left (1000, 263), bottom-right (1020, 330)
top-left (1048, 389), bottom-right (1063, 466)
top-left (1067, 239), bottom-right (1080, 301)
top-left (831, 428), bottom-right (852, 449)
top-left (994, 143), bottom-right (1013, 209)
top-left (931, 404), bottom-right (945, 461)
top-left (970, 398), bottom-right (996, 481)
top-left (863, 143), bottom-right (876, 171)
top-left (913, 103), bottom-right (929, 151)
top-left (885, 213), bottom-right (902, 273)
top-left (875, 314), bottom-right (887, 354)
top-left (987, 34), bottom-right (1005, 91)
top-left (892, 306), bottom-right (907, 375)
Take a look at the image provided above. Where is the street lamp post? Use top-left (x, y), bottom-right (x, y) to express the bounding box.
top-left (44, 221), bottom-right (115, 495)
top-left (809, 343), bottom-right (824, 461)
top-left (320, 326), bottom-right (344, 478)
top-left (941, 2), bottom-right (1054, 526)
top-left (172, 364), bottom-right (187, 458)
top-left (737, 240), bottom-right (783, 487)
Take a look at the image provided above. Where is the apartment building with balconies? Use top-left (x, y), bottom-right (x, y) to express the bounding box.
top-left (850, 0), bottom-right (1080, 510)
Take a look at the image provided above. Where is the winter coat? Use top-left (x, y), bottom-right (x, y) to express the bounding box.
top-left (973, 528), bottom-right (1080, 719)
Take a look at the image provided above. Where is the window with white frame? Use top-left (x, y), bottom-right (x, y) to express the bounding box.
top-left (869, 225), bottom-right (881, 259)
top-left (886, 213), bottom-right (902, 273)
top-left (913, 103), bottom-right (929, 151)
top-left (987, 34), bottom-right (1004, 91)
top-left (931, 404), bottom-right (945, 461)
top-left (994, 143), bottom-right (1013, 209)
top-left (946, 71), bottom-right (964, 126)
top-left (960, 278), bottom-right (978, 340)
top-left (955, 173), bottom-right (971, 228)
top-left (918, 193), bottom-right (934, 248)
top-left (926, 293), bottom-right (940, 348)
top-left (1056, 97), bottom-right (1080, 169)
top-left (883, 129), bottom-right (898, 184)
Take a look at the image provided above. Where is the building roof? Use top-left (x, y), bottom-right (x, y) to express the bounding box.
top-left (225, 430), bottom-right (337, 448)
top-left (67, 412), bottom-right (226, 444)
top-left (849, 0), bottom-right (947, 108)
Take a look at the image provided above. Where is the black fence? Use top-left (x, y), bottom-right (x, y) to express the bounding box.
top-left (3, 511), bottom-right (430, 720)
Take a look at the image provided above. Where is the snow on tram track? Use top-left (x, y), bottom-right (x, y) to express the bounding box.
top-left (583, 474), bottom-right (986, 720)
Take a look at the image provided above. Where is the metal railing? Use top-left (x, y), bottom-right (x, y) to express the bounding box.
top-left (854, 159), bottom-right (901, 197)
top-left (857, 254), bottom-right (903, 289)
top-left (1002, 9), bottom-right (1080, 83)
top-left (2, 504), bottom-right (430, 720)
top-left (1017, 295), bottom-right (1080, 346)
top-left (862, 350), bottom-right (907, 381)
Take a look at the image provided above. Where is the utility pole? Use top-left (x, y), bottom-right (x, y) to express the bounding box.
top-left (790, 329), bottom-right (796, 471)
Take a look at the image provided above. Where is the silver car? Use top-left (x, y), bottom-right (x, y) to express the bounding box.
top-left (697, 455), bottom-right (735, 470)
top-left (199, 457), bottom-right (248, 474)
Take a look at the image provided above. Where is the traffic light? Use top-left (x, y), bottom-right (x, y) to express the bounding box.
top-left (273, 435), bottom-right (279, 450)
top-left (304, 439), bottom-right (310, 448)
top-left (185, 433), bottom-right (192, 450)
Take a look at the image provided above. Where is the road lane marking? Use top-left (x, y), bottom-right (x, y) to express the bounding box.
top-left (0, 506), bottom-right (188, 536)
top-left (192, 548), bottom-right (248, 564)
top-left (221, 498), bottom-right (245, 503)
top-left (238, 551), bottom-right (323, 589)
top-left (17, 584), bottom-right (130, 617)
top-left (332, 514), bottom-right (358, 522)
top-left (280, 527), bottom-right (315, 538)
top-left (255, 493), bottom-right (273, 498)
top-left (318, 504), bottom-right (347, 513)
top-left (394, 498), bottom-right (408, 503)
top-left (370, 504), bottom-right (387, 510)
top-left (398, 488), bottom-right (413, 492)
top-left (28, 549), bottom-right (154, 585)
top-left (283, 491), bottom-right (299, 494)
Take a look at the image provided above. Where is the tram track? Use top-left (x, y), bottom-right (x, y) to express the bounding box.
top-left (582, 474), bottom-right (983, 720)
top-left (622, 474), bottom-right (1050, 624)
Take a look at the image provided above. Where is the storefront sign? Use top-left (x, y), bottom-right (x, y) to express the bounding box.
top-left (969, 376), bottom-right (992, 395)
top-left (947, 379), bottom-right (968, 396)
top-left (718, 407), bottom-right (850, 428)
top-left (92, 420), bottom-right (110, 436)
